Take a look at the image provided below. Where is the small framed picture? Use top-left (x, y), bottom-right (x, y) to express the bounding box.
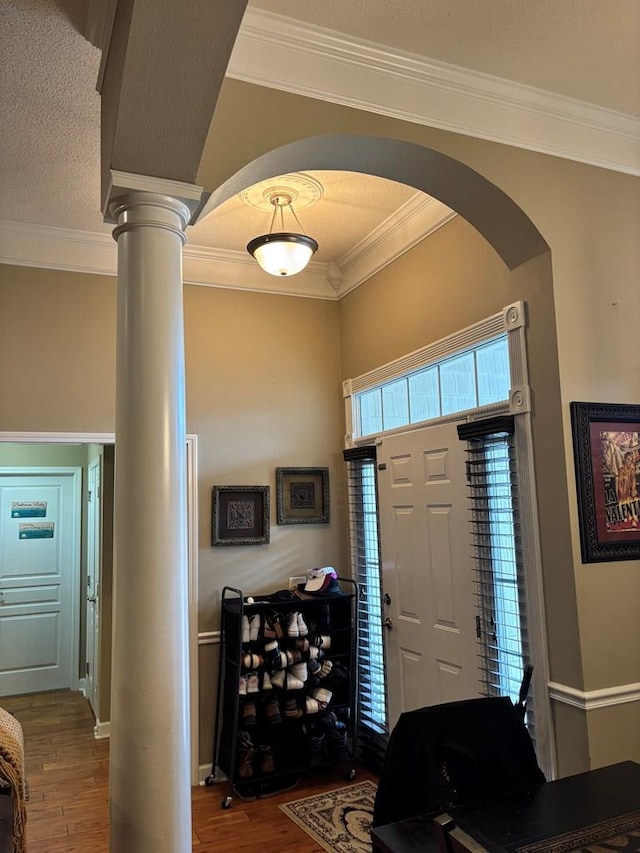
top-left (570, 401), bottom-right (640, 562)
top-left (276, 467), bottom-right (330, 525)
top-left (211, 486), bottom-right (270, 546)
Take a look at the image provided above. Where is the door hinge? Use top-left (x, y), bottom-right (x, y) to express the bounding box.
top-left (475, 614), bottom-right (481, 639)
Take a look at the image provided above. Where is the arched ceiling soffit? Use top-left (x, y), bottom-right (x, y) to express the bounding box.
top-left (197, 134), bottom-right (549, 272)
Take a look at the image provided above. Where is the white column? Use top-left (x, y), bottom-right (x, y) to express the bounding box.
top-left (107, 182), bottom-right (199, 852)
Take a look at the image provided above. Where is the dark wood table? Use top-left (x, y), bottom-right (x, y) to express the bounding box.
top-left (371, 761), bottom-right (640, 853)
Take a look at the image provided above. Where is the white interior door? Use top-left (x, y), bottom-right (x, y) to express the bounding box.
top-left (0, 469), bottom-right (80, 696)
top-left (86, 457), bottom-right (101, 715)
top-left (378, 421), bottom-right (481, 728)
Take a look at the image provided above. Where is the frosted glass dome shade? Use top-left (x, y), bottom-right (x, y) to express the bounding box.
top-left (247, 232), bottom-right (318, 277)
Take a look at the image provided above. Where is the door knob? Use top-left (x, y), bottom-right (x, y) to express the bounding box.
top-left (383, 617), bottom-right (393, 630)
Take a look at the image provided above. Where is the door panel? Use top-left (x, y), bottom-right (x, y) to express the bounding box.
top-left (0, 472), bottom-right (79, 696)
top-left (378, 421), bottom-right (480, 728)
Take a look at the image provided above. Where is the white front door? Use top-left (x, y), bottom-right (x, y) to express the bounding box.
top-left (85, 457), bottom-right (101, 714)
top-left (377, 421), bottom-right (481, 728)
top-left (0, 469), bottom-right (80, 696)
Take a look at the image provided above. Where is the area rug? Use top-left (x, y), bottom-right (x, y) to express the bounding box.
top-left (280, 780), bottom-right (377, 853)
top-left (516, 811), bottom-right (640, 853)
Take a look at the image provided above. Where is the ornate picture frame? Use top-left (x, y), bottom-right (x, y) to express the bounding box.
top-left (211, 485), bottom-right (270, 546)
top-left (570, 401), bottom-right (640, 563)
top-left (276, 467), bottom-right (330, 525)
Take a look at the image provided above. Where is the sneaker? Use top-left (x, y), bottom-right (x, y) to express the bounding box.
top-left (285, 672), bottom-right (305, 690)
top-left (246, 672), bottom-right (260, 694)
top-left (286, 612), bottom-right (300, 638)
top-left (239, 675), bottom-right (247, 695)
top-left (293, 638), bottom-right (310, 652)
top-left (296, 612), bottom-right (309, 637)
top-left (316, 660), bottom-right (333, 680)
top-left (285, 650), bottom-right (303, 666)
top-left (289, 662), bottom-right (308, 683)
top-left (249, 615), bottom-right (261, 642)
top-left (270, 670), bottom-right (285, 690)
top-left (263, 640), bottom-right (281, 669)
top-left (241, 616), bottom-right (250, 644)
top-left (261, 671), bottom-right (273, 691)
top-left (305, 696), bottom-right (319, 714)
top-left (311, 687), bottom-right (332, 709)
top-left (311, 634), bottom-right (331, 650)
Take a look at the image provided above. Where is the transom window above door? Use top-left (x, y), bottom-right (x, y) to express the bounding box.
top-left (355, 335), bottom-right (510, 437)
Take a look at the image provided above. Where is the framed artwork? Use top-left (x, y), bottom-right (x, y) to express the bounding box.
top-left (276, 467), bottom-right (330, 525)
top-left (570, 402), bottom-right (640, 563)
top-left (211, 486), bottom-right (270, 546)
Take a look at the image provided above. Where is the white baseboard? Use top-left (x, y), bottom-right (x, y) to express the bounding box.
top-left (94, 719), bottom-right (111, 739)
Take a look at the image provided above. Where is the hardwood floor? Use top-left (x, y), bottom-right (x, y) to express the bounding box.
top-left (2, 690), bottom-right (376, 851)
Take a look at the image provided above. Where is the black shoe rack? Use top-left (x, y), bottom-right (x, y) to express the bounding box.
top-left (206, 580), bottom-right (359, 806)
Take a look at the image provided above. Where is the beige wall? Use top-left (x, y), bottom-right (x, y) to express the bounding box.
top-left (1, 264), bottom-right (348, 763)
top-left (200, 79), bottom-right (640, 771)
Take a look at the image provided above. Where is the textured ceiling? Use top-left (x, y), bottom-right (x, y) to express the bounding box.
top-left (0, 0), bottom-right (637, 267)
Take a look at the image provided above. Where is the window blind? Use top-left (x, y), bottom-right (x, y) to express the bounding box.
top-left (457, 417), bottom-right (535, 736)
top-left (343, 446), bottom-right (389, 770)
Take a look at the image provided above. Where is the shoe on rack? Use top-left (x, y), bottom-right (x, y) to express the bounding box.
top-left (311, 687), bottom-right (332, 710)
top-left (248, 614), bottom-right (261, 642)
top-left (327, 727), bottom-right (350, 763)
top-left (316, 660), bottom-right (333, 680)
top-left (308, 646), bottom-right (324, 661)
top-left (286, 612), bottom-right (300, 638)
top-left (306, 731), bottom-right (326, 768)
top-left (305, 696), bottom-right (319, 714)
top-left (263, 695), bottom-right (281, 725)
top-left (289, 662), bottom-right (308, 683)
top-left (311, 634), bottom-right (331, 650)
top-left (259, 744), bottom-right (275, 774)
top-left (263, 640), bottom-right (281, 669)
top-left (285, 650), bottom-right (303, 666)
top-left (239, 674), bottom-right (247, 695)
top-left (246, 672), bottom-right (260, 694)
top-left (270, 670), bottom-right (285, 690)
top-left (237, 731), bottom-right (256, 779)
top-left (296, 612), bottom-right (309, 637)
top-left (284, 697), bottom-right (303, 719)
top-left (242, 700), bottom-right (257, 726)
top-left (241, 616), bottom-right (250, 644)
top-left (285, 672), bottom-right (305, 691)
top-left (293, 638), bottom-right (310, 652)
top-left (261, 671), bottom-right (273, 691)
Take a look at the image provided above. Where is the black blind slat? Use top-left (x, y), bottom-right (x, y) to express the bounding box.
top-left (345, 452), bottom-right (389, 771)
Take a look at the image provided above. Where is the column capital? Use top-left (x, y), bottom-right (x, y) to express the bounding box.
top-left (103, 170), bottom-right (205, 226)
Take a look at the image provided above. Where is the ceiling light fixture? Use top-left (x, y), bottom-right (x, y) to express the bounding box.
top-left (247, 192), bottom-right (318, 277)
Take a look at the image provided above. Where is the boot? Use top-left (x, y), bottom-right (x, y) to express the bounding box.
top-left (259, 744), bottom-right (275, 774)
top-left (237, 730), bottom-right (256, 779)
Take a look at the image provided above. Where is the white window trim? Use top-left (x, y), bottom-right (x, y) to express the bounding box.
top-left (342, 301), bottom-right (557, 780)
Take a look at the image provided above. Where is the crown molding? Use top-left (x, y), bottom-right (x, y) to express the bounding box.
top-left (230, 8), bottom-right (640, 177)
top-left (548, 680), bottom-right (640, 711)
top-left (0, 196), bottom-right (455, 298)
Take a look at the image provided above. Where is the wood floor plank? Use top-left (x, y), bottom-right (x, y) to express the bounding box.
top-left (2, 688), bottom-right (377, 851)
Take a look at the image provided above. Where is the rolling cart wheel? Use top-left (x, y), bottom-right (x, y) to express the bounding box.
top-left (204, 775), bottom-right (215, 787)
top-left (222, 795), bottom-right (233, 809)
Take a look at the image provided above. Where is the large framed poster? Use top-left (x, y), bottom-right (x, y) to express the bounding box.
top-left (570, 402), bottom-right (640, 563)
